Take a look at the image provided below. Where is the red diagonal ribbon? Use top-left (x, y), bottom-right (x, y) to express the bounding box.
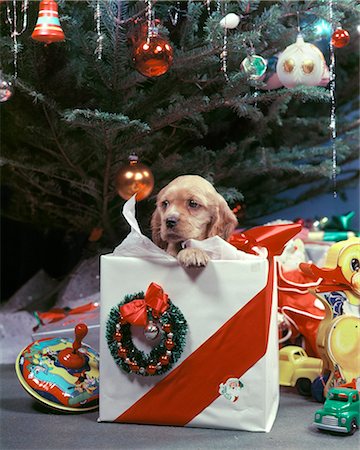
top-left (116, 261), bottom-right (274, 426)
top-left (120, 282), bottom-right (169, 326)
top-left (229, 223), bottom-right (302, 257)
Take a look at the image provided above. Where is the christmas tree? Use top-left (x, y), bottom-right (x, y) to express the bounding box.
top-left (1, 0), bottom-right (359, 248)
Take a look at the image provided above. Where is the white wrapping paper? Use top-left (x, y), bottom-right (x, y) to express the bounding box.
top-left (99, 196), bottom-right (279, 431)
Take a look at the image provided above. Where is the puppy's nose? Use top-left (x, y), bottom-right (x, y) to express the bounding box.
top-left (166, 217), bottom-right (178, 229)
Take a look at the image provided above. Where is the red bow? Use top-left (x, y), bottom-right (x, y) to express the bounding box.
top-left (229, 223), bottom-right (302, 258)
top-left (120, 282), bottom-right (169, 326)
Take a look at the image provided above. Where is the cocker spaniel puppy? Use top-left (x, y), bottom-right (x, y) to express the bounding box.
top-left (151, 175), bottom-right (238, 268)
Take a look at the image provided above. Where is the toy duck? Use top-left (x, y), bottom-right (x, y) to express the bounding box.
top-left (300, 237), bottom-right (360, 396)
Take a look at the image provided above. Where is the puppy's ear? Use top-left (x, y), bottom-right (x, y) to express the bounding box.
top-left (151, 207), bottom-right (168, 250)
top-left (208, 194), bottom-right (238, 240)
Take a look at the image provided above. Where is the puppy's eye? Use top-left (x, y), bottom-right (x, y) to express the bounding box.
top-left (188, 200), bottom-right (199, 209)
top-left (351, 258), bottom-right (360, 272)
top-left (162, 200), bottom-right (169, 209)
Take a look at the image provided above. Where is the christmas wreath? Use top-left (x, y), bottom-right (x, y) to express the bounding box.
top-left (106, 282), bottom-right (187, 376)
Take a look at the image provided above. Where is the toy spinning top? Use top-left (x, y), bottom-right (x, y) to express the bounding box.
top-left (15, 323), bottom-right (99, 412)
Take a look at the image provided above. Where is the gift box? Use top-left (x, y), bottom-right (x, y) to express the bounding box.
top-left (32, 296), bottom-right (100, 351)
top-left (99, 197), bottom-right (300, 431)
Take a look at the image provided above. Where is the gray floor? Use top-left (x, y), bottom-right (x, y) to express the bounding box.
top-left (1, 364), bottom-right (358, 450)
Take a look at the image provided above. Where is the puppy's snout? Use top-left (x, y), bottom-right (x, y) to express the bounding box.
top-left (166, 217), bottom-right (178, 229)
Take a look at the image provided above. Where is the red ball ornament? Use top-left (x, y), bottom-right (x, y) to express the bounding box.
top-left (331, 28), bottom-right (350, 48)
top-left (162, 323), bottom-right (172, 333)
top-left (129, 361), bottom-right (140, 372)
top-left (115, 154), bottom-right (154, 201)
top-left (117, 347), bottom-right (127, 358)
top-left (133, 29), bottom-right (173, 78)
top-left (165, 339), bottom-right (175, 350)
top-left (160, 355), bottom-right (170, 366)
top-left (113, 331), bottom-right (122, 342)
top-left (146, 364), bottom-right (157, 375)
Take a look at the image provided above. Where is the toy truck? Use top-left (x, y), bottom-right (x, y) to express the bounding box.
top-left (279, 345), bottom-right (322, 396)
top-left (314, 387), bottom-right (359, 435)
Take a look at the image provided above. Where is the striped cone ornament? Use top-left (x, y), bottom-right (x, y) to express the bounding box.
top-left (31, 0), bottom-right (65, 44)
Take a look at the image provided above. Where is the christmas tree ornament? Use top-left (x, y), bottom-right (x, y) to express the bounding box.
top-left (331, 27), bottom-right (350, 48)
top-left (31, 0), bottom-right (65, 45)
top-left (6, 0), bottom-right (29, 77)
top-left (132, 27), bottom-right (173, 77)
top-left (220, 13), bottom-right (240, 30)
top-left (88, 226), bottom-right (104, 242)
top-left (15, 323), bottom-right (99, 412)
top-left (276, 34), bottom-right (326, 88)
top-left (241, 54), bottom-right (267, 80)
top-left (0, 73), bottom-right (14, 102)
top-left (132, 0), bottom-right (173, 78)
top-left (313, 19), bottom-right (332, 37)
top-left (115, 154), bottom-right (154, 201)
top-left (106, 282), bottom-right (188, 376)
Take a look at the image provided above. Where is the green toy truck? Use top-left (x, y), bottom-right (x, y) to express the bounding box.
top-left (314, 387), bottom-right (359, 435)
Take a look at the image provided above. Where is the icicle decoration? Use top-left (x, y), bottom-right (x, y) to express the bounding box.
top-left (206, 0), bottom-right (211, 16)
top-left (94, 0), bottom-right (103, 60)
top-left (329, 0), bottom-right (337, 198)
top-left (220, 2), bottom-right (229, 82)
top-left (6, 0), bottom-right (29, 78)
top-left (146, 0), bottom-right (156, 43)
top-left (168, 2), bottom-right (180, 26)
top-left (221, 27), bottom-right (229, 82)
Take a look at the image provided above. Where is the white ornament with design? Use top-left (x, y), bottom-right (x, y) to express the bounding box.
top-left (276, 34), bottom-right (326, 89)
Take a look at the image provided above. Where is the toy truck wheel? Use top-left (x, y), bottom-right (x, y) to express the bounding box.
top-left (349, 419), bottom-right (358, 435)
top-left (295, 378), bottom-right (312, 396)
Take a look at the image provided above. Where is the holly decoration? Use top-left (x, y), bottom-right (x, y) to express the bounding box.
top-left (106, 283), bottom-right (187, 376)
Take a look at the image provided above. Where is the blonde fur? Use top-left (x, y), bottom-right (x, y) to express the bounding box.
top-left (151, 175), bottom-right (238, 267)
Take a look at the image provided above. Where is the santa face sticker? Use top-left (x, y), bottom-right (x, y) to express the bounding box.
top-left (219, 377), bottom-right (244, 402)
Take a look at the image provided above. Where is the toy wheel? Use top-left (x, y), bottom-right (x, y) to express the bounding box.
top-left (295, 378), bottom-right (312, 396)
top-left (349, 419), bottom-right (357, 436)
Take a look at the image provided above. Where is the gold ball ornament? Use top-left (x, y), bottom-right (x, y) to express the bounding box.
top-left (276, 34), bottom-right (326, 88)
top-left (115, 155), bottom-right (154, 201)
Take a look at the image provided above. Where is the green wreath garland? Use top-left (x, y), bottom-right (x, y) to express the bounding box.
top-left (106, 290), bottom-right (187, 376)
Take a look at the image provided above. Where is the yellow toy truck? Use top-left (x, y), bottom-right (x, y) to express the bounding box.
top-left (279, 345), bottom-right (323, 396)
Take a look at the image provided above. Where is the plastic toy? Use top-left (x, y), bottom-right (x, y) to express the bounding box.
top-left (314, 387), bottom-right (359, 435)
top-left (15, 323), bottom-right (99, 412)
top-left (279, 345), bottom-right (322, 396)
top-left (300, 237), bottom-right (360, 398)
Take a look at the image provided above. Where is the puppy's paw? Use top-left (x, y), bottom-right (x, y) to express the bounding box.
top-left (177, 248), bottom-right (210, 268)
